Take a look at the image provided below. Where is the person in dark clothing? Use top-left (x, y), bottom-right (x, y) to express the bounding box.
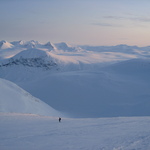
top-left (59, 117), bottom-right (61, 122)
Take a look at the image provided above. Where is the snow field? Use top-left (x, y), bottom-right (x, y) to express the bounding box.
top-left (1, 113), bottom-right (150, 150)
top-left (19, 64), bottom-right (150, 118)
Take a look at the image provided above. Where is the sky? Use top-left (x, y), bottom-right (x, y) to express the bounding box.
top-left (1, 0), bottom-right (150, 46)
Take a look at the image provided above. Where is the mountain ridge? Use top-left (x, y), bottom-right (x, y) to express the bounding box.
top-left (0, 40), bottom-right (150, 117)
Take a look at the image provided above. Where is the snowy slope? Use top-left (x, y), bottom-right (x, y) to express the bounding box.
top-left (0, 78), bottom-right (64, 117)
top-left (0, 40), bottom-right (150, 118)
top-left (0, 40), bottom-right (14, 49)
top-left (0, 41), bottom-right (26, 59)
top-left (44, 41), bottom-right (56, 50)
top-left (105, 58), bottom-right (150, 76)
top-left (1, 113), bottom-right (150, 150)
top-left (18, 58), bottom-right (150, 118)
top-left (9, 48), bottom-right (57, 70)
top-left (0, 48), bottom-right (58, 82)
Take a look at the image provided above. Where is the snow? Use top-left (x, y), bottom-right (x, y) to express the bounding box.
top-left (0, 40), bottom-right (145, 66)
top-left (11, 40), bottom-right (25, 46)
top-left (0, 40), bottom-right (14, 49)
top-left (54, 42), bottom-right (75, 51)
top-left (0, 40), bottom-right (150, 149)
top-left (0, 78), bottom-right (65, 117)
top-left (23, 40), bottom-right (39, 48)
top-left (0, 40), bottom-right (150, 118)
top-left (18, 60), bottom-right (150, 118)
top-left (13, 48), bottom-right (50, 59)
top-left (44, 41), bottom-right (56, 50)
top-left (1, 113), bottom-right (150, 150)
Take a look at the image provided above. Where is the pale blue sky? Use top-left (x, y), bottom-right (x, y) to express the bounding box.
top-left (1, 0), bottom-right (150, 46)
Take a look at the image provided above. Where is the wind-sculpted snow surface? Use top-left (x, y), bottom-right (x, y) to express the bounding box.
top-left (0, 78), bottom-right (64, 117)
top-left (1, 113), bottom-right (150, 150)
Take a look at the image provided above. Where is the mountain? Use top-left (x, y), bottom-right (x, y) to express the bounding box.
top-left (1, 40), bottom-right (150, 149)
top-left (23, 40), bottom-right (39, 48)
top-left (0, 78), bottom-right (64, 117)
top-left (104, 58), bottom-right (150, 77)
top-left (80, 44), bottom-right (150, 57)
top-left (55, 42), bottom-right (73, 50)
top-left (44, 41), bottom-right (56, 50)
top-left (54, 42), bottom-right (82, 52)
top-left (0, 48), bottom-right (57, 70)
top-left (0, 40), bottom-right (150, 117)
top-left (11, 40), bottom-right (25, 46)
top-left (0, 40), bottom-right (14, 49)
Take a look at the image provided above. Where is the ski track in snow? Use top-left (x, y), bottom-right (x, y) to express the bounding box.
top-left (1, 113), bottom-right (150, 150)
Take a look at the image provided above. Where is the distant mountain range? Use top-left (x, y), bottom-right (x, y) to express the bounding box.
top-left (0, 40), bottom-right (150, 117)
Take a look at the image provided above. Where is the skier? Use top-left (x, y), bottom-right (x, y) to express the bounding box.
top-left (59, 117), bottom-right (61, 122)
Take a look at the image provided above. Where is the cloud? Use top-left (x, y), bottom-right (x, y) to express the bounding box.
top-left (91, 15), bottom-right (150, 28)
top-left (103, 16), bottom-right (124, 20)
top-left (132, 17), bottom-right (150, 22)
top-left (103, 15), bottom-right (150, 23)
top-left (92, 23), bottom-right (114, 27)
top-left (92, 22), bottom-right (123, 27)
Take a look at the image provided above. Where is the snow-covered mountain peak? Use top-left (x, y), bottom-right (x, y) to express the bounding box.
top-left (13, 48), bottom-right (50, 59)
top-left (11, 40), bottom-right (25, 46)
top-left (54, 42), bottom-right (78, 52)
top-left (0, 40), bottom-right (14, 49)
top-left (55, 42), bottom-right (69, 49)
top-left (0, 40), bottom-right (7, 44)
top-left (44, 41), bottom-right (56, 50)
top-left (0, 48), bottom-right (57, 70)
top-left (23, 40), bottom-right (39, 48)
